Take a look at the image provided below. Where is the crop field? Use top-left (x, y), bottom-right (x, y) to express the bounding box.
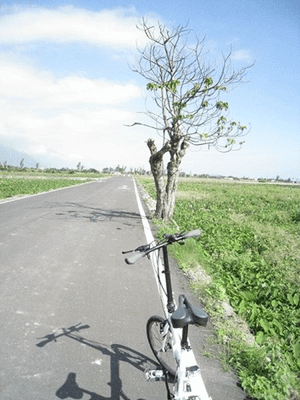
top-left (138, 176), bottom-right (300, 400)
top-left (0, 175), bottom-right (93, 199)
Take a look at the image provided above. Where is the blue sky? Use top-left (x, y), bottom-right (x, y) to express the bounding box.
top-left (0, 0), bottom-right (299, 179)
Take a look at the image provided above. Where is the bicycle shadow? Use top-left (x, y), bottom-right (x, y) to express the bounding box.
top-left (56, 372), bottom-right (99, 399)
top-left (36, 323), bottom-right (159, 400)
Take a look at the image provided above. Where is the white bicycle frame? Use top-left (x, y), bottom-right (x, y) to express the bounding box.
top-left (159, 315), bottom-right (212, 400)
top-left (147, 247), bottom-right (212, 400)
top-left (124, 216), bottom-right (212, 399)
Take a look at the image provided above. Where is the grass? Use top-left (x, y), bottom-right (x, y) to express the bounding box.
top-left (0, 173), bottom-right (98, 199)
top-left (137, 176), bottom-right (300, 400)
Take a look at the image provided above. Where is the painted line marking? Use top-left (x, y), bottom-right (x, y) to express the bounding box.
top-left (132, 177), bottom-right (168, 316)
top-left (133, 176), bottom-right (211, 400)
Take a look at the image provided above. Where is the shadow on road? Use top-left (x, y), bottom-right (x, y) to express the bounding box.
top-left (56, 372), bottom-right (100, 399)
top-left (36, 323), bottom-right (90, 347)
top-left (49, 202), bottom-right (145, 226)
top-left (36, 323), bottom-right (158, 400)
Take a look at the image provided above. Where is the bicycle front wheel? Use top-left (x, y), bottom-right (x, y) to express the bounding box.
top-left (146, 315), bottom-right (177, 378)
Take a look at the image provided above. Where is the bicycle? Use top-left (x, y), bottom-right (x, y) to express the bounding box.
top-left (123, 229), bottom-right (212, 400)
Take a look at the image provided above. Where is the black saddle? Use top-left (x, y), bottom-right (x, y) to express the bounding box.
top-left (171, 294), bottom-right (208, 329)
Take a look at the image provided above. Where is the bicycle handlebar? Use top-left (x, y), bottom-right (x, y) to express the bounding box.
top-left (125, 251), bottom-right (145, 265)
top-left (124, 229), bottom-right (202, 265)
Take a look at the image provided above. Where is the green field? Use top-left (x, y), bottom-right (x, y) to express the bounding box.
top-left (138, 176), bottom-right (300, 400)
top-left (0, 174), bottom-right (95, 199)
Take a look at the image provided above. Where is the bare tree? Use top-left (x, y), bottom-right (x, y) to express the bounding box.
top-left (129, 20), bottom-right (254, 221)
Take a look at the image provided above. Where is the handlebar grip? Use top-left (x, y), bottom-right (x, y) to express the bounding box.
top-left (125, 252), bottom-right (144, 265)
top-left (183, 229), bottom-right (202, 239)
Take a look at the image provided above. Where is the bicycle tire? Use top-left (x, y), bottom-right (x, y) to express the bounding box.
top-left (146, 315), bottom-right (177, 378)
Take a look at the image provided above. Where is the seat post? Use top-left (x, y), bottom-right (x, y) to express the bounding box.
top-left (162, 245), bottom-right (175, 314)
top-left (181, 325), bottom-right (189, 349)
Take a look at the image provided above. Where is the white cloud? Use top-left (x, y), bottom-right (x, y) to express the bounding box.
top-left (0, 58), bottom-right (142, 106)
top-left (0, 6), bottom-right (147, 48)
top-left (55, 76), bottom-right (142, 105)
top-left (0, 55), bottom-right (147, 169)
top-left (0, 93), bottom-right (150, 169)
top-left (0, 5), bottom-right (156, 170)
top-left (232, 49), bottom-right (252, 62)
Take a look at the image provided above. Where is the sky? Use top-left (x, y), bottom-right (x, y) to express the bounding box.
top-left (0, 0), bottom-right (299, 179)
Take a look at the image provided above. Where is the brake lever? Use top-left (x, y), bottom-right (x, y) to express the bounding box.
top-left (122, 244), bottom-right (151, 255)
top-left (122, 249), bottom-right (133, 254)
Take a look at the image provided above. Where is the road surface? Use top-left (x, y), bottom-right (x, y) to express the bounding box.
top-left (0, 175), bottom-right (246, 399)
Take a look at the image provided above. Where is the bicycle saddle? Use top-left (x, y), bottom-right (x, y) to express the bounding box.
top-left (171, 294), bottom-right (208, 329)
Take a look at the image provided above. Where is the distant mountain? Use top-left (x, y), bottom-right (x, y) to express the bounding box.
top-left (0, 143), bottom-right (40, 168)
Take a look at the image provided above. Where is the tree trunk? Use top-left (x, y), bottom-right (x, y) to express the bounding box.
top-left (147, 136), bottom-right (189, 221)
top-left (147, 139), bottom-right (170, 218)
top-left (163, 160), bottom-right (179, 220)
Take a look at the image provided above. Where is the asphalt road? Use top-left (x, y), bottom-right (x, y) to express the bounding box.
top-left (0, 175), bottom-right (246, 400)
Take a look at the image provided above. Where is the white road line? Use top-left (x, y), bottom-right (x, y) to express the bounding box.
top-left (133, 176), bottom-right (211, 400)
top-left (132, 177), bottom-right (168, 317)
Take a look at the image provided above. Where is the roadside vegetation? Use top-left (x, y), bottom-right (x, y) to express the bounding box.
top-left (137, 175), bottom-right (300, 400)
top-left (0, 163), bottom-right (148, 200)
top-left (0, 177), bottom-right (92, 199)
top-left (0, 166), bottom-right (106, 200)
